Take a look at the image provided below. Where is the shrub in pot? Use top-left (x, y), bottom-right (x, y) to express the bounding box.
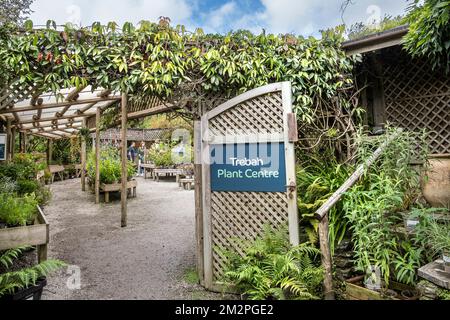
top-left (0, 193), bottom-right (38, 228)
top-left (0, 247), bottom-right (66, 300)
top-left (148, 142), bottom-right (175, 168)
top-left (86, 147), bottom-right (137, 185)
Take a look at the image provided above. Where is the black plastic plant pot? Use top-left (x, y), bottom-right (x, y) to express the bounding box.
top-left (1, 278), bottom-right (47, 301)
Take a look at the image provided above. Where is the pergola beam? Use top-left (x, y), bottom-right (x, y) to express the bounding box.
top-left (0, 97), bottom-right (120, 115)
top-left (15, 112), bottom-right (96, 125)
top-left (56, 86), bottom-right (88, 118)
top-left (126, 103), bottom-right (177, 121)
top-left (21, 121), bottom-right (84, 131)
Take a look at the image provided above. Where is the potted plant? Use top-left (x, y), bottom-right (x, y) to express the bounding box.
top-left (86, 147), bottom-right (138, 202)
top-left (0, 246), bottom-right (66, 300)
top-left (148, 142), bottom-right (175, 169)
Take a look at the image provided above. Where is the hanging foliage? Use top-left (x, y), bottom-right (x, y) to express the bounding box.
top-left (0, 19), bottom-right (363, 158)
top-left (404, 0), bottom-right (450, 73)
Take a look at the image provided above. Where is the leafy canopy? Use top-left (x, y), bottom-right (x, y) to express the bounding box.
top-left (0, 0), bottom-right (34, 26)
top-left (0, 20), bottom-right (355, 121)
top-left (404, 0), bottom-right (450, 72)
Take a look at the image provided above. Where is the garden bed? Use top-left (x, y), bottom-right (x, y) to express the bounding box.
top-left (100, 179), bottom-right (138, 203)
top-left (345, 275), bottom-right (420, 300)
top-left (0, 206), bottom-right (49, 263)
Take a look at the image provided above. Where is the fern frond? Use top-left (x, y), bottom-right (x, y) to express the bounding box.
top-left (0, 246), bottom-right (31, 269)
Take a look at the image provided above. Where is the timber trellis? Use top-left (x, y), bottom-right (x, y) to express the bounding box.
top-left (198, 82), bottom-right (299, 291)
top-left (368, 47), bottom-right (450, 156)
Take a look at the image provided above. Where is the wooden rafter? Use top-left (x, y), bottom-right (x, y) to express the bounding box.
top-left (17, 112), bottom-right (96, 125)
top-left (0, 97), bottom-right (120, 115)
top-left (22, 120), bottom-right (83, 130)
top-left (56, 86), bottom-right (88, 118)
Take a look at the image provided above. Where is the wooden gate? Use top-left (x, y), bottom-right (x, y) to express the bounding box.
top-left (200, 82), bottom-right (299, 290)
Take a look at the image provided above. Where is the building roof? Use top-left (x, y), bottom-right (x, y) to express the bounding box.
top-left (91, 128), bottom-right (173, 142)
top-left (342, 25), bottom-right (409, 56)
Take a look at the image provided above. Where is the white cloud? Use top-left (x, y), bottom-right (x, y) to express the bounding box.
top-left (28, 0), bottom-right (410, 36)
top-left (206, 2), bottom-right (237, 30)
top-left (29, 0), bottom-right (194, 27)
top-left (231, 0), bottom-right (409, 36)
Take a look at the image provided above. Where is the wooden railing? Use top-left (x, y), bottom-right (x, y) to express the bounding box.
top-left (315, 129), bottom-right (403, 300)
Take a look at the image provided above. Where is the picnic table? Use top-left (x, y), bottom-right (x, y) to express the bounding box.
top-left (48, 165), bottom-right (66, 184)
top-left (141, 163), bottom-right (156, 179)
top-left (153, 169), bottom-right (185, 182)
top-left (179, 178), bottom-right (195, 190)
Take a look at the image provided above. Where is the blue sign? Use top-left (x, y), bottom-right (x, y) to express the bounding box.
top-left (210, 143), bottom-right (286, 192)
top-left (0, 134), bottom-right (6, 161)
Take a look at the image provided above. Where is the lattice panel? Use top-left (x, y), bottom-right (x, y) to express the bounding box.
top-left (127, 95), bottom-right (163, 113)
top-left (209, 92), bottom-right (284, 137)
top-left (210, 192), bottom-right (288, 280)
top-left (383, 50), bottom-right (450, 154)
top-left (0, 83), bottom-right (38, 110)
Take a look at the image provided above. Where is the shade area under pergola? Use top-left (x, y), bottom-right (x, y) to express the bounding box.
top-left (0, 84), bottom-right (179, 229)
top-left (0, 85), bottom-right (178, 140)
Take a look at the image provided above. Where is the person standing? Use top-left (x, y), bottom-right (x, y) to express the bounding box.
top-left (138, 141), bottom-right (146, 176)
top-left (127, 142), bottom-right (136, 162)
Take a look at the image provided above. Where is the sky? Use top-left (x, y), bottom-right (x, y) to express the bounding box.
top-left (29, 0), bottom-right (411, 37)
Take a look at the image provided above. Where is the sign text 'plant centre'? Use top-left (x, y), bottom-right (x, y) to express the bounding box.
top-left (210, 143), bottom-right (286, 192)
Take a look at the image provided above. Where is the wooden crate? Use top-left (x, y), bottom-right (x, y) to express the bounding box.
top-left (100, 179), bottom-right (138, 203)
top-left (0, 206), bottom-right (49, 263)
top-left (345, 275), bottom-right (419, 300)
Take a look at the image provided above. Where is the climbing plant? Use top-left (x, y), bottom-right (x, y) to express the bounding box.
top-left (404, 0), bottom-right (450, 73)
top-left (0, 20), bottom-right (359, 154)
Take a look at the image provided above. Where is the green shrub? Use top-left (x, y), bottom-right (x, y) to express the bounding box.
top-left (16, 180), bottom-right (39, 195)
top-left (148, 142), bottom-right (174, 168)
top-left (222, 226), bottom-right (323, 300)
top-left (343, 128), bottom-right (429, 286)
top-left (0, 193), bottom-right (38, 227)
top-left (86, 147), bottom-right (137, 184)
top-left (34, 186), bottom-right (52, 206)
top-left (296, 153), bottom-right (351, 250)
top-left (0, 177), bottom-right (17, 194)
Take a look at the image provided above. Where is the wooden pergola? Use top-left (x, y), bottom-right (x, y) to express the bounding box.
top-left (0, 85), bottom-right (177, 228)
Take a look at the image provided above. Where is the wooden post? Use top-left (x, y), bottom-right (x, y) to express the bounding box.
top-left (318, 215), bottom-right (335, 300)
top-left (95, 108), bottom-right (101, 204)
top-left (10, 128), bottom-right (15, 159)
top-left (81, 119), bottom-right (87, 192)
top-left (37, 244), bottom-right (48, 263)
top-left (194, 120), bottom-right (204, 285)
top-left (46, 139), bottom-right (53, 165)
top-left (23, 133), bottom-right (27, 154)
top-left (19, 132), bottom-right (23, 153)
top-left (6, 119), bottom-right (11, 162)
top-left (120, 93), bottom-right (128, 228)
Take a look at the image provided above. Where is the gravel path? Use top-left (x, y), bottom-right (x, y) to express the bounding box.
top-left (41, 177), bottom-right (226, 300)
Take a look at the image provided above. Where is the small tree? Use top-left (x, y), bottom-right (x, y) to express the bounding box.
top-left (0, 0), bottom-right (34, 26)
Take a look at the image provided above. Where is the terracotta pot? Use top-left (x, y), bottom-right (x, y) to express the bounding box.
top-left (422, 157), bottom-right (450, 208)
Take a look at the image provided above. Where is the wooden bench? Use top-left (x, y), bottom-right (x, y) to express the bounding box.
top-left (100, 179), bottom-right (138, 203)
top-left (153, 169), bottom-right (184, 182)
top-left (179, 178), bottom-right (195, 190)
top-left (48, 165), bottom-right (66, 184)
top-left (141, 164), bottom-right (156, 179)
top-left (74, 164), bottom-right (83, 178)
